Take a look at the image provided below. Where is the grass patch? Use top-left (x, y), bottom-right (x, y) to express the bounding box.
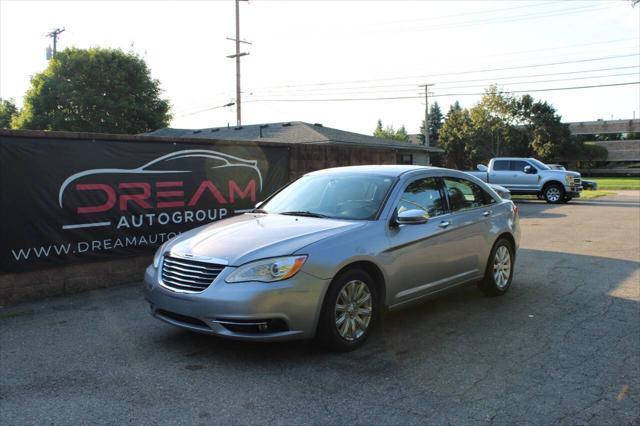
top-left (0, 309), bottom-right (34, 319)
top-left (590, 177), bottom-right (640, 190)
top-left (575, 190), bottom-right (615, 200)
top-left (512, 190), bottom-right (614, 201)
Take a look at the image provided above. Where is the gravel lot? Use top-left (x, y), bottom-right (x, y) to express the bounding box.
top-left (1, 192), bottom-right (639, 425)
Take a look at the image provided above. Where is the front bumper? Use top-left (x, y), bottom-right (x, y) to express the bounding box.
top-left (565, 184), bottom-right (582, 198)
top-left (143, 264), bottom-right (331, 341)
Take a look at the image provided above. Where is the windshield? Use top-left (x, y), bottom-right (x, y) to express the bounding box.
top-left (262, 174), bottom-right (395, 220)
top-left (528, 159), bottom-right (550, 170)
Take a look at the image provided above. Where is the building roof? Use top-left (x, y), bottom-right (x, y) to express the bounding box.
top-left (567, 119), bottom-right (640, 135)
top-left (146, 121), bottom-right (443, 152)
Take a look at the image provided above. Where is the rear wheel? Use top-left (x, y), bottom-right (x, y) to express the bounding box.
top-left (543, 183), bottom-right (564, 204)
top-left (317, 268), bottom-right (378, 352)
top-left (479, 238), bottom-right (514, 297)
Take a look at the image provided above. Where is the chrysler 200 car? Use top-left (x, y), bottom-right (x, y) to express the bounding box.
top-left (144, 165), bottom-right (520, 351)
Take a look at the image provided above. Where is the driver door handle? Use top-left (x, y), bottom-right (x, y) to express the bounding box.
top-left (483, 210), bottom-right (492, 217)
top-left (438, 221), bottom-right (450, 228)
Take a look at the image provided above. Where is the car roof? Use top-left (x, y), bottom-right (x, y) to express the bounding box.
top-left (306, 164), bottom-right (441, 177)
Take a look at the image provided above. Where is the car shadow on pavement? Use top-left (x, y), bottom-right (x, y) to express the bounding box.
top-left (152, 248), bottom-right (639, 367)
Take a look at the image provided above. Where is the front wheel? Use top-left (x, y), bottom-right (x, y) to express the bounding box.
top-left (479, 238), bottom-right (515, 297)
top-left (317, 268), bottom-right (378, 352)
top-left (543, 183), bottom-right (564, 204)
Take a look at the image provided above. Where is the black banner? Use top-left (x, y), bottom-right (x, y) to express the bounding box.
top-left (0, 135), bottom-right (289, 272)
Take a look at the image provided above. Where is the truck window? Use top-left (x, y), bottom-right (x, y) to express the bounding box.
top-left (510, 160), bottom-right (532, 172)
top-left (443, 177), bottom-right (490, 211)
top-left (493, 160), bottom-right (509, 171)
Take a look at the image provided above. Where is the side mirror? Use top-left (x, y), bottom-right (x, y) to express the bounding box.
top-left (523, 165), bottom-right (535, 174)
top-left (396, 209), bottom-right (428, 225)
top-left (477, 164), bottom-right (488, 172)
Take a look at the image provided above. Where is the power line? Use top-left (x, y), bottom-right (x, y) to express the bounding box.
top-left (244, 81), bottom-right (640, 103)
top-left (180, 70), bottom-right (639, 116)
top-left (394, 4), bottom-right (615, 32)
top-left (174, 62), bottom-right (640, 115)
top-left (481, 37), bottom-right (636, 59)
top-left (249, 69), bottom-right (640, 97)
top-left (372, 1), bottom-right (563, 25)
top-left (176, 102), bottom-right (236, 118)
top-left (283, 3), bottom-right (617, 42)
top-left (174, 44), bottom-right (638, 112)
top-left (246, 53), bottom-right (639, 91)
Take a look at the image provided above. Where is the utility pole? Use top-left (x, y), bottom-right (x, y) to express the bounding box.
top-left (420, 84), bottom-right (434, 165)
top-left (46, 28), bottom-right (65, 59)
top-left (226, 0), bottom-right (250, 127)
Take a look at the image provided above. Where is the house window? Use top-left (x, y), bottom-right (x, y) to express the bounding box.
top-left (397, 153), bottom-right (413, 165)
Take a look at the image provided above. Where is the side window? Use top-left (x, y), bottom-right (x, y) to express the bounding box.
top-left (397, 178), bottom-right (444, 218)
top-left (493, 160), bottom-right (509, 171)
top-left (510, 160), bottom-right (531, 172)
top-left (443, 177), bottom-right (490, 211)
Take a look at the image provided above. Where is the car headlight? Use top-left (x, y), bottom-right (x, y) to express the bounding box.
top-left (565, 175), bottom-right (574, 184)
top-left (152, 241), bottom-right (169, 268)
top-left (225, 256), bottom-right (307, 283)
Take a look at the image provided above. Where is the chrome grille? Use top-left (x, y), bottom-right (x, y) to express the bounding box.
top-left (161, 255), bottom-right (224, 293)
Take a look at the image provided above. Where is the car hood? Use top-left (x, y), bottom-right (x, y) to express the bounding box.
top-left (547, 170), bottom-right (580, 179)
top-left (166, 213), bottom-right (365, 266)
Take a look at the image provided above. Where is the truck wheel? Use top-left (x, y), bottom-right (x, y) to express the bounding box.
top-left (479, 238), bottom-right (514, 297)
top-left (543, 183), bottom-right (564, 204)
top-left (317, 268), bottom-right (379, 352)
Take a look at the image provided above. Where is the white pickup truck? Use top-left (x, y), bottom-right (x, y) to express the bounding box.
top-left (466, 157), bottom-right (582, 204)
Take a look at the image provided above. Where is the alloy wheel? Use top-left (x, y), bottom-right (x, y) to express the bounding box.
top-left (493, 246), bottom-right (511, 289)
top-left (546, 187), bottom-right (561, 202)
top-left (335, 280), bottom-right (372, 341)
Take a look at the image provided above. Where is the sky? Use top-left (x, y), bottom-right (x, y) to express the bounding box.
top-left (1, 0), bottom-right (639, 135)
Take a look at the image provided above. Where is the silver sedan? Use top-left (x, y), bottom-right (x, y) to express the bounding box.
top-left (144, 165), bottom-right (520, 351)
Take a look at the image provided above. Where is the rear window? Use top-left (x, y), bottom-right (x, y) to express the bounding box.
top-left (493, 160), bottom-right (509, 171)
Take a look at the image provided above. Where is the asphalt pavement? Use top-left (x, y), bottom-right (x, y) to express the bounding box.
top-left (1, 192), bottom-right (639, 425)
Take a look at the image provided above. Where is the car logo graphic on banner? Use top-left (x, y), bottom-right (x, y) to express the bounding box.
top-left (57, 149), bottom-right (264, 231)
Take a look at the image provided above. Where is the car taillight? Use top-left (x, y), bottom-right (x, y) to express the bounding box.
top-left (513, 205), bottom-right (519, 216)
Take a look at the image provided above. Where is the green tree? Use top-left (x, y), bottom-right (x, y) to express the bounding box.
top-left (468, 86), bottom-right (514, 163)
top-left (510, 94), bottom-right (572, 162)
top-left (0, 98), bottom-right (18, 128)
top-left (439, 86), bottom-right (583, 166)
top-left (12, 47), bottom-right (171, 133)
top-left (438, 102), bottom-right (474, 169)
top-left (418, 101), bottom-right (444, 145)
top-left (373, 119), bottom-right (409, 142)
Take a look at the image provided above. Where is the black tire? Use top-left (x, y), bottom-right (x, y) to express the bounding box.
top-left (316, 268), bottom-right (379, 352)
top-left (479, 238), bottom-right (515, 297)
top-left (543, 183), bottom-right (565, 204)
